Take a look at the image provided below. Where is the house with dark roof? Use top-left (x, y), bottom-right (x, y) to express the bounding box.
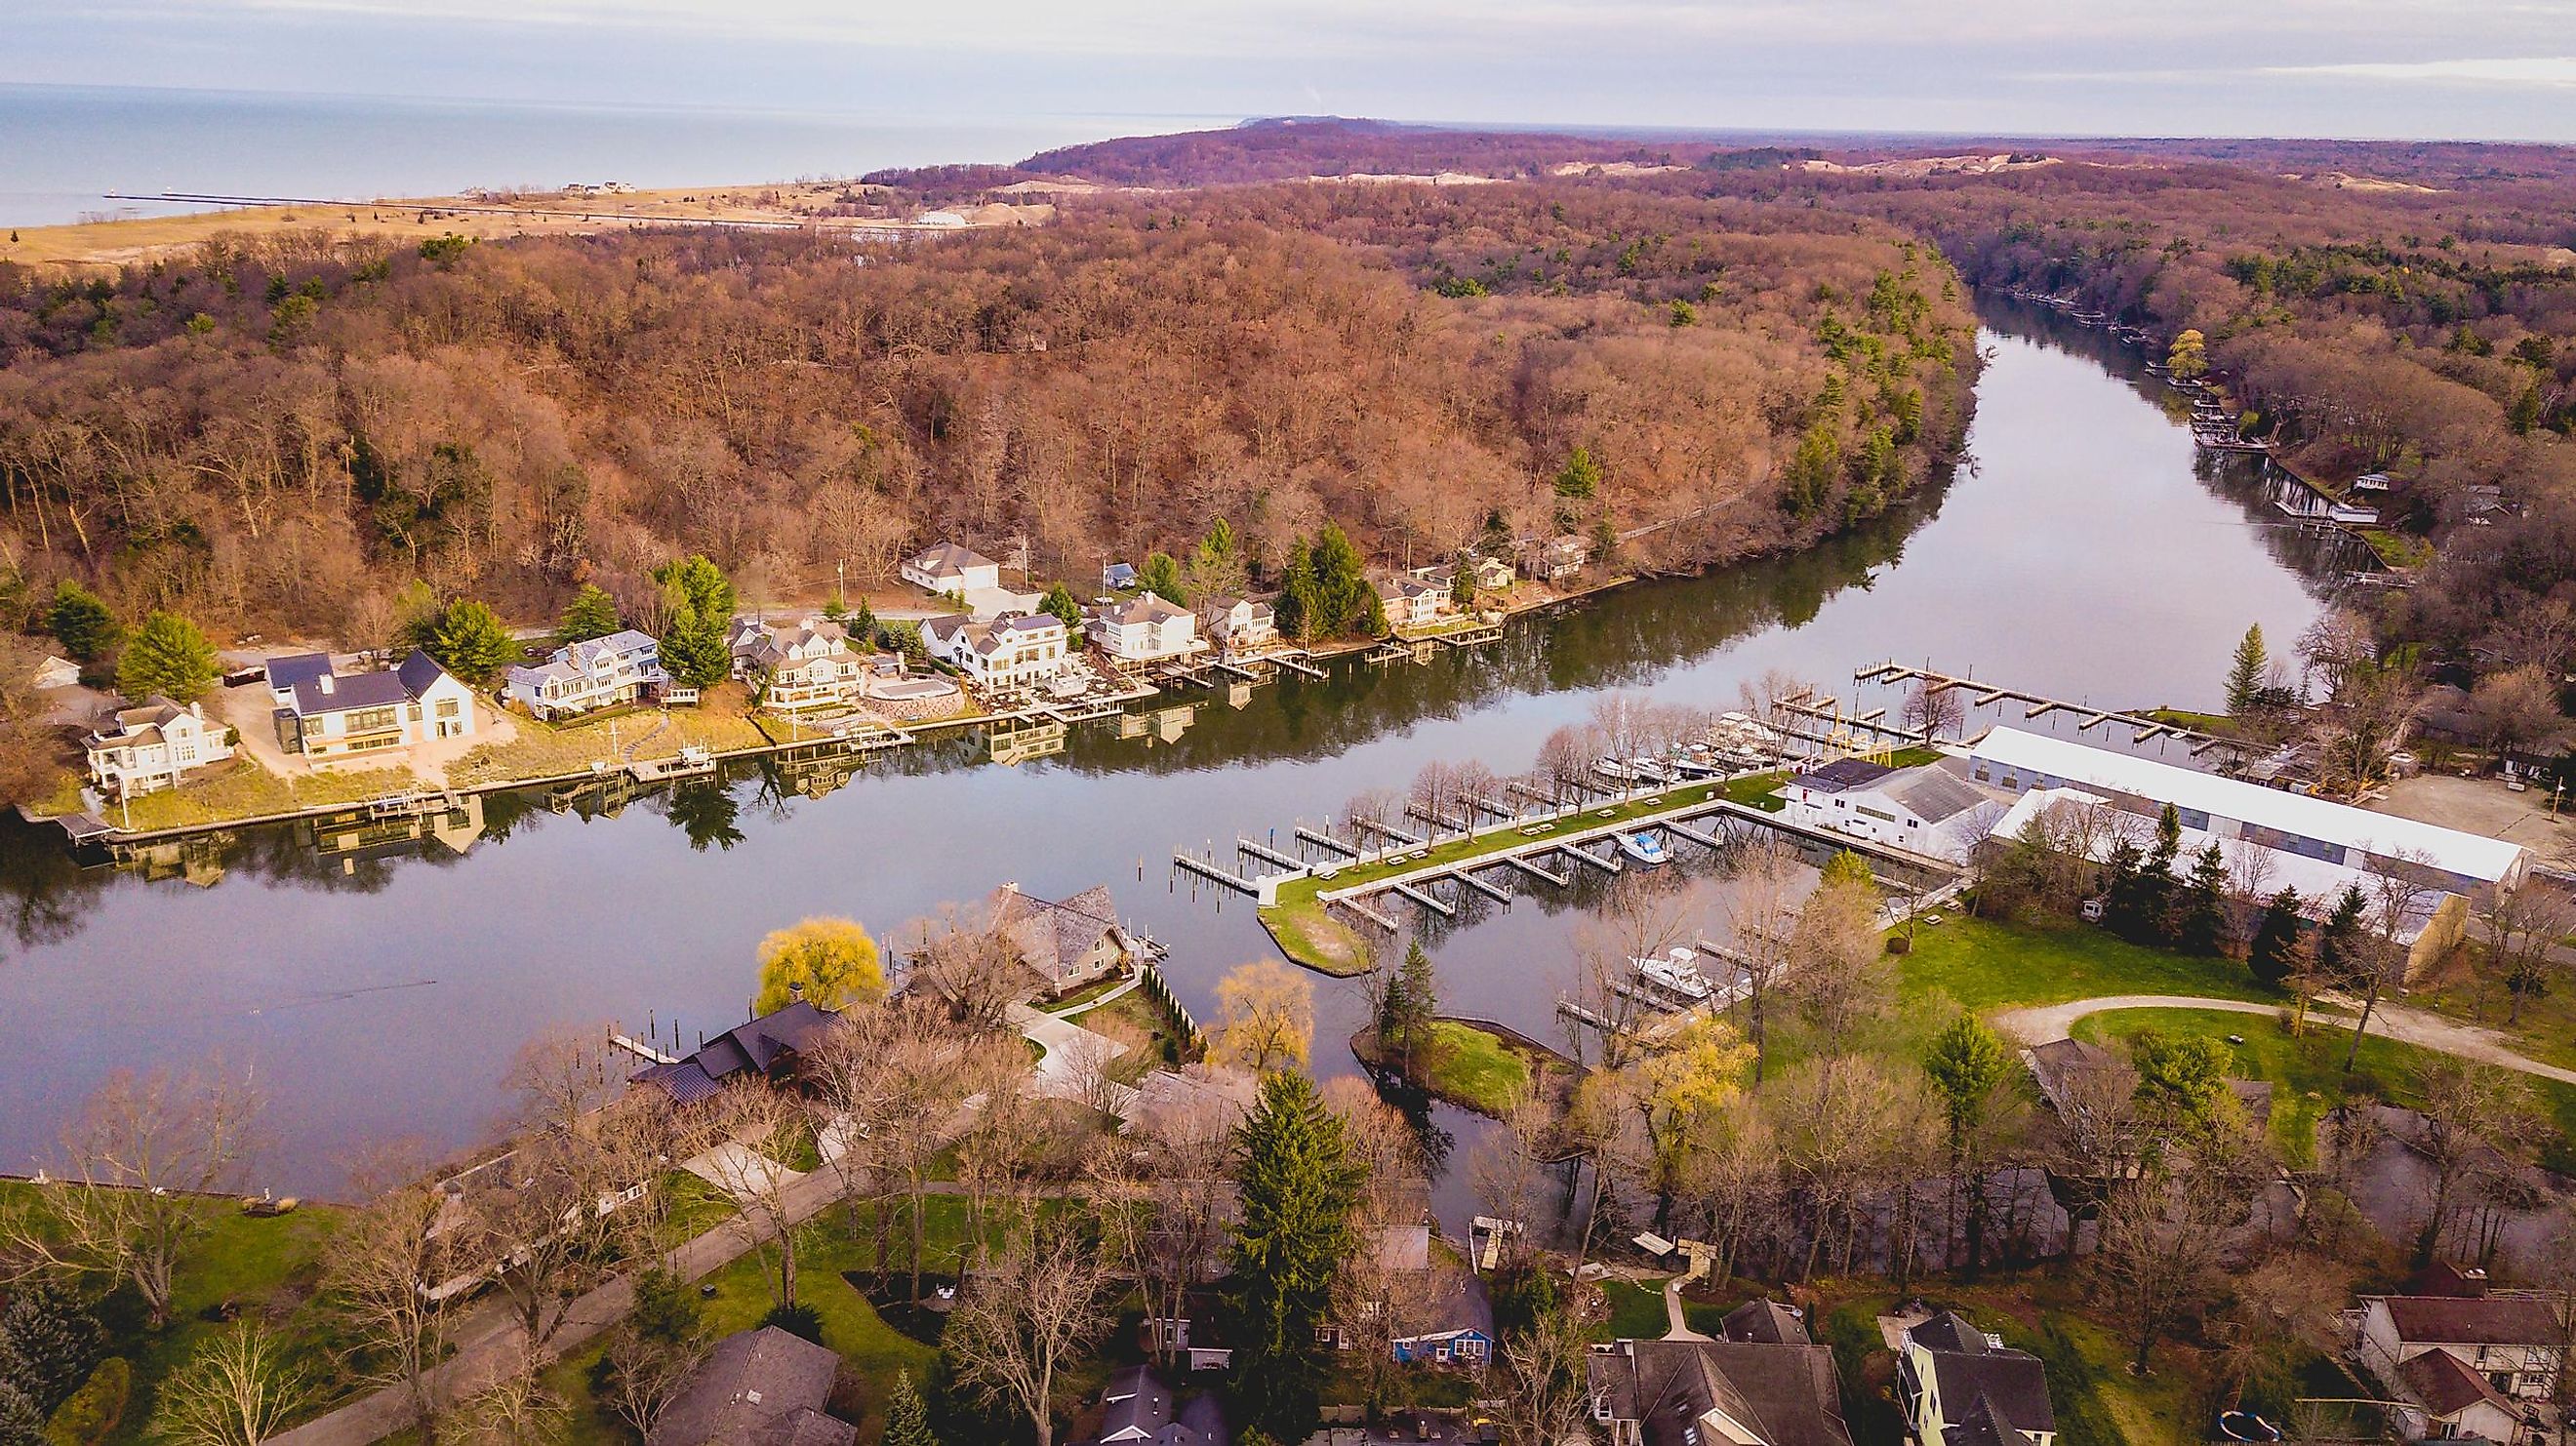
top-left (1776, 754), bottom-right (2007, 864)
top-left (2359, 1290), bottom-right (2563, 1409)
top-left (645, 1326), bottom-right (852, 1446)
top-left (1895, 1311), bottom-right (2056, 1446)
top-left (1389, 1269), bottom-right (1496, 1368)
top-left (1078, 1364), bottom-right (1225, 1446)
top-left (1587, 1321), bottom-right (1854, 1446)
top-left (984, 882), bottom-right (1145, 994)
top-left (631, 999), bottom-right (843, 1106)
top-left (1088, 594), bottom-right (1202, 664)
top-left (274, 649), bottom-right (477, 759)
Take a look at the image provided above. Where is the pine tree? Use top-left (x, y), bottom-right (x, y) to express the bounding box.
top-left (412, 599), bottom-right (516, 685)
top-left (46, 582), bottom-right (122, 666)
top-left (881, 1369), bottom-right (937, 1446)
top-left (1924, 1015), bottom-right (2013, 1274)
top-left (554, 583), bottom-right (621, 645)
top-left (116, 611), bottom-right (218, 703)
top-left (2177, 842), bottom-right (2231, 955)
top-left (1552, 446), bottom-right (1601, 500)
top-left (2225, 624), bottom-right (2268, 716)
top-left (1138, 551), bottom-right (1188, 606)
top-left (652, 555), bottom-right (737, 689)
top-left (1227, 1072), bottom-right (1361, 1441)
top-left (0, 1278), bottom-right (104, 1414)
top-left (1275, 540), bottom-right (1319, 644)
top-left (2248, 888), bottom-right (2304, 986)
top-left (1381, 941), bottom-right (1439, 1071)
top-left (1040, 582), bottom-right (1083, 630)
top-left (2316, 883), bottom-right (2368, 981)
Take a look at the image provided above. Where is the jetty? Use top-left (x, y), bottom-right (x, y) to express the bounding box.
top-left (1850, 663), bottom-right (2249, 754)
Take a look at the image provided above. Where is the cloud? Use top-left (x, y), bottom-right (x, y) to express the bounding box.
top-left (2257, 56), bottom-right (2576, 87)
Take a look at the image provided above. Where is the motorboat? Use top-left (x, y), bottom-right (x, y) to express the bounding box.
top-left (1632, 947), bottom-right (1712, 1001)
top-left (1616, 830), bottom-right (1670, 866)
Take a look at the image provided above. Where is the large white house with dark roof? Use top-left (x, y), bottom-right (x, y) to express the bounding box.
top-left (922, 613), bottom-right (1076, 691)
top-left (1776, 754), bottom-right (2010, 864)
top-left (1088, 594), bottom-right (1201, 664)
top-left (272, 650), bottom-right (476, 759)
top-left (85, 697), bottom-right (234, 797)
top-left (504, 629), bottom-right (679, 719)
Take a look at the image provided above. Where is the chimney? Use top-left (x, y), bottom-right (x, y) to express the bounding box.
top-left (788, 980), bottom-right (804, 1003)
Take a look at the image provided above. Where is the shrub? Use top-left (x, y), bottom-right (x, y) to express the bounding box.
top-left (42, 1358), bottom-right (128, 1446)
top-left (759, 1303), bottom-right (823, 1343)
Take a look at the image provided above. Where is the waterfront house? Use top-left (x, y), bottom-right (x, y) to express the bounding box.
top-left (263, 651), bottom-right (337, 707)
top-left (1586, 1310), bottom-right (1855, 1446)
top-left (731, 618), bottom-right (867, 712)
top-left (902, 542), bottom-right (1002, 597)
top-left (1375, 575), bottom-right (1452, 630)
top-left (2359, 1287), bottom-right (2562, 1418)
top-left (1389, 1271), bottom-right (1496, 1367)
top-left (1469, 553), bottom-right (1516, 592)
top-left (984, 881), bottom-right (1145, 994)
top-left (275, 650), bottom-right (477, 760)
top-left (1895, 1310), bottom-right (2056, 1446)
top-left (630, 998), bottom-right (843, 1105)
top-left (646, 1326), bottom-right (853, 1446)
top-left (922, 613), bottom-right (1077, 692)
top-left (1199, 596), bottom-right (1276, 655)
top-left (1777, 754), bottom-right (2008, 863)
top-left (1972, 726), bottom-right (2528, 978)
top-left (85, 697), bottom-right (235, 798)
top-left (505, 630), bottom-right (683, 720)
top-left (1089, 594), bottom-right (1202, 664)
top-left (1524, 534), bottom-right (1590, 582)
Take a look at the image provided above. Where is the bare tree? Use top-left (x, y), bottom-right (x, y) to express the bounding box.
top-left (1722, 834), bottom-right (1803, 1082)
top-left (1534, 724), bottom-right (1597, 811)
top-left (451, 1091), bottom-right (669, 1352)
top-left (694, 1084), bottom-right (810, 1311)
top-left (1452, 759), bottom-right (1504, 830)
top-left (1565, 870), bottom-right (1691, 1070)
top-left (152, 1320), bottom-right (315, 1446)
top-left (1409, 759), bottom-right (1470, 837)
top-left (2092, 1170), bottom-right (2234, 1374)
top-left (327, 1146), bottom-right (472, 1442)
top-left (945, 1219), bottom-right (1112, 1446)
top-left (2408, 1059), bottom-right (2540, 1267)
top-left (1902, 679), bottom-right (1963, 742)
top-left (1496, 1280), bottom-right (1593, 1446)
top-left (3, 1063), bottom-right (262, 1327)
top-left (447, 1347), bottom-right (569, 1446)
top-left (1790, 859), bottom-right (1887, 1040)
top-left (596, 1318), bottom-right (708, 1443)
top-left (903, 904), bottom-right (1031, 1035)
top-left (2341, 849), bottom-right (2441, 1071)
top-left (1342, 787), bottom-right (1403, 852)
top-left (2477, 881), bottom-right (2576, 1024)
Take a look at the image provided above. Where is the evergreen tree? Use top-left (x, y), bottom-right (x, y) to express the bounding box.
top-left (1310, 524), bottom-right (1373, 636)
top-left (2248, 888), bottom-right (2304, 986)
top-left (1380, 941), bottom-right (1439, 1072)
top-left (845, 595), bottom-right (876, 642)
top-left (2225, 624), bottom-right (2269, 716)
top-left (1039, 582), bottom-right (1083, 630)
top-left (2131, 1028), bottom-right (2234, 1133)
top-left (653, 555), bottom-right (736, 689)
top-left (116, 611), bottom-right (219, 703)
top-left (2316, 883), bottom-right (2368, 980)
top-left (1227, 1072), bottom-right (1362, 1442)
top-left (46, 582), bottom-right (121, 666)
top-left (1275, 541), bottom-right (1320, 644)
top-left (821, 591), bottom-right (847, 623)
top-left (2100, 837), bottom-right (2150, 938)
top-left (1137, 551), bottom-right (1188, 607)
top-left (411, 598), bottom-right (516, 685)
top-left (1924, 1014), bottom-right (2013, 1273)
top-left (1552, 446), bottom-right (1600, 501)
top-left (2177, 842), bottom-right (2231, 956)
top-left (1448, 561), bottom-right (1476, 608)
top-left (554, 583), bottom-right (621, 646)
top-left (0, 1380), bottom-right (41, 1446)
top-left (0, 1278), bottom-right (103, 1414)
top-left (882, 1369), bottom-right (937, 1446)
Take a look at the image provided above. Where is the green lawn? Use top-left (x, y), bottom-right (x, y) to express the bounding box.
top-left (1417, 1022), bottom-right (1535, 1116)
top-left (2075, 1006), bottom-right (2576, 1171)
top-left (0, 1184), bottom-right (350, 1444)
top-left (1818, 1286), bottom-right (2197, 1446)
top-left (1595, 1279), bottom-right (1671, 1343)
top-left (1898, 915), bottom-right (2275, 1013)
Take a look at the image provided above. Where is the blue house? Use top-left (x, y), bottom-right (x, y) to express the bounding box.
top-left (1103, 560), bottom-right (1139, 590)
top-left (1389, 1269), bottom-right (1495, 1367)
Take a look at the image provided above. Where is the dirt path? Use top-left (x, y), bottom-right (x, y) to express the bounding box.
top-left (1992, 994), bottom-right (2576, 1087)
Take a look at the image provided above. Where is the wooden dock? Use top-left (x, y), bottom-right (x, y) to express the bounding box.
top-left (1564, 842), bottom-right (1623, 874)
top-left (1504, 853), bottom-right (1571, 887)
top-left (1333, 896), bottom-right (1401, 932)
top-left (1449, 867), bottom-right (1512, 904)
top-left (1238, 838), bottom-right (1304, 871)
top-left (1296, 825), bottom-right (1360, 858)
top-left (1350, 817), bottom-right (1425, 848)
top-left (1269, 652), bottom-right (1328, 680)
top-left (1852, 663), bottom-right (2249, 753)
top-left (1173, 852), bottom-right (1261, 895)
top-left (1663, 815), bottom-right (1730, 851)
top-left (1389, 881), bottom-right (1456, 918)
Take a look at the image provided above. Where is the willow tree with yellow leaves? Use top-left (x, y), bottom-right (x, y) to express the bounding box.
top-left (1577, 1013), bottom-right (1753, 1234)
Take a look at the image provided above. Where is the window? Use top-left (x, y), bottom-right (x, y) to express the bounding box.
top-left (436, 698), bottom-right (461, 718)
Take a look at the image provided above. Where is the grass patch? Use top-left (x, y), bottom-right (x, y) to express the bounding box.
top-left (0, 1184), bottom-right (350, 1444)
top-left (2075, 1006), bottom-right (2576, 1171)
top-left (1260, 773), bottom-right (1791, 975)
top-left (1353, 1021), bottom-right (1547, 1117)
top-left (1899, 914), bottom-right (2274, 1014)
top-left (112, 755), bottom-right (422, 831)
top-left (447, 686), bottom-right (770, 788)
top-left (1595, 1279), bottom-right (1670, 1343)
top-left (2360, 528), bottom-right (2434, 570)
top-left (2142, 707), bottom-right (2232, 734)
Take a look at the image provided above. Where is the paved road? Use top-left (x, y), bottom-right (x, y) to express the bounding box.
top-left (1991, 993), bottom-right (2576, 1087)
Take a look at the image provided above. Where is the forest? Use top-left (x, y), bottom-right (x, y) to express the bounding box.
top-left (0, 185), bottom-right (1973, 659)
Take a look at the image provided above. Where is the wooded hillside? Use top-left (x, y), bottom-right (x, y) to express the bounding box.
top-left (0, 186), bottom-right (1974, 643)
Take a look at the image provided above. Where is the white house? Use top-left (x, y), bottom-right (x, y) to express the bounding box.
top-left (730, 618), bottom-right (866, 712)
top-left (1088, 594), bottom-right (1202, 664)
top-left (85, 698), bottom-right (234, 798)
top-left (2359, 1291), bottom-right (2562, 1432)
top-left (901, 542), bottom-right (1001, 597)
top-left (276, 650), bottom-right (477, 760)
top-left (505, 630), bottom-right (681, 720)
top-left (1199, 596), bottom-right (1276, 655)
top-left (922, 614), bottom-right (1076, 692)
top-left (1776, 755), bottom-right (2009, 863)
top-left (1895, 1311), bottom-right (2056, 1446)
top-left (1524, 534), bottom-right (1589, 582)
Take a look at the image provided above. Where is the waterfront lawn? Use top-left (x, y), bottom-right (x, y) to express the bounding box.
top-left (1260, 772), bottom-right (1791, 976)
top-left (1596, 1279), bottom-right (1671, 1343)
top-left (1897, 914), bottom-right (2274, 1013)
top-left (2073, 1006), bottom-right (2576, 1171)
top-left (0, 1183), bottom-right (350, 1444)
top-left (1354, 1020), bottom-right (1545, 1116)
top-left (446, 685), bottom-right (770, 788)
top-left (112, 755), bottom-right (422, 832)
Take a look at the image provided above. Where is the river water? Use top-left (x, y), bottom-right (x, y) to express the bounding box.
top-left (0, 299), bottom-right (2354, 1204)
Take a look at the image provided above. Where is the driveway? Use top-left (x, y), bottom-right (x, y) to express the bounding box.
top-left (1992, 993), bottom-right (2576, 1087)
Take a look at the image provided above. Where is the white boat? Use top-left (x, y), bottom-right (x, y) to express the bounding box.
top-left (1632, 946), bottom-right (1712, 1001)
top-left (1616, 830), bottom-right (1670, 866)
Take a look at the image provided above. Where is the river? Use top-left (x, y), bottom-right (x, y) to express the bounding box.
top-left (0, 298), bottom-right (2355, 1209)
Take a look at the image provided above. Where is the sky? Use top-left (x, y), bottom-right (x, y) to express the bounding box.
top-left (10, 0), bottom-right (2576, 141)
